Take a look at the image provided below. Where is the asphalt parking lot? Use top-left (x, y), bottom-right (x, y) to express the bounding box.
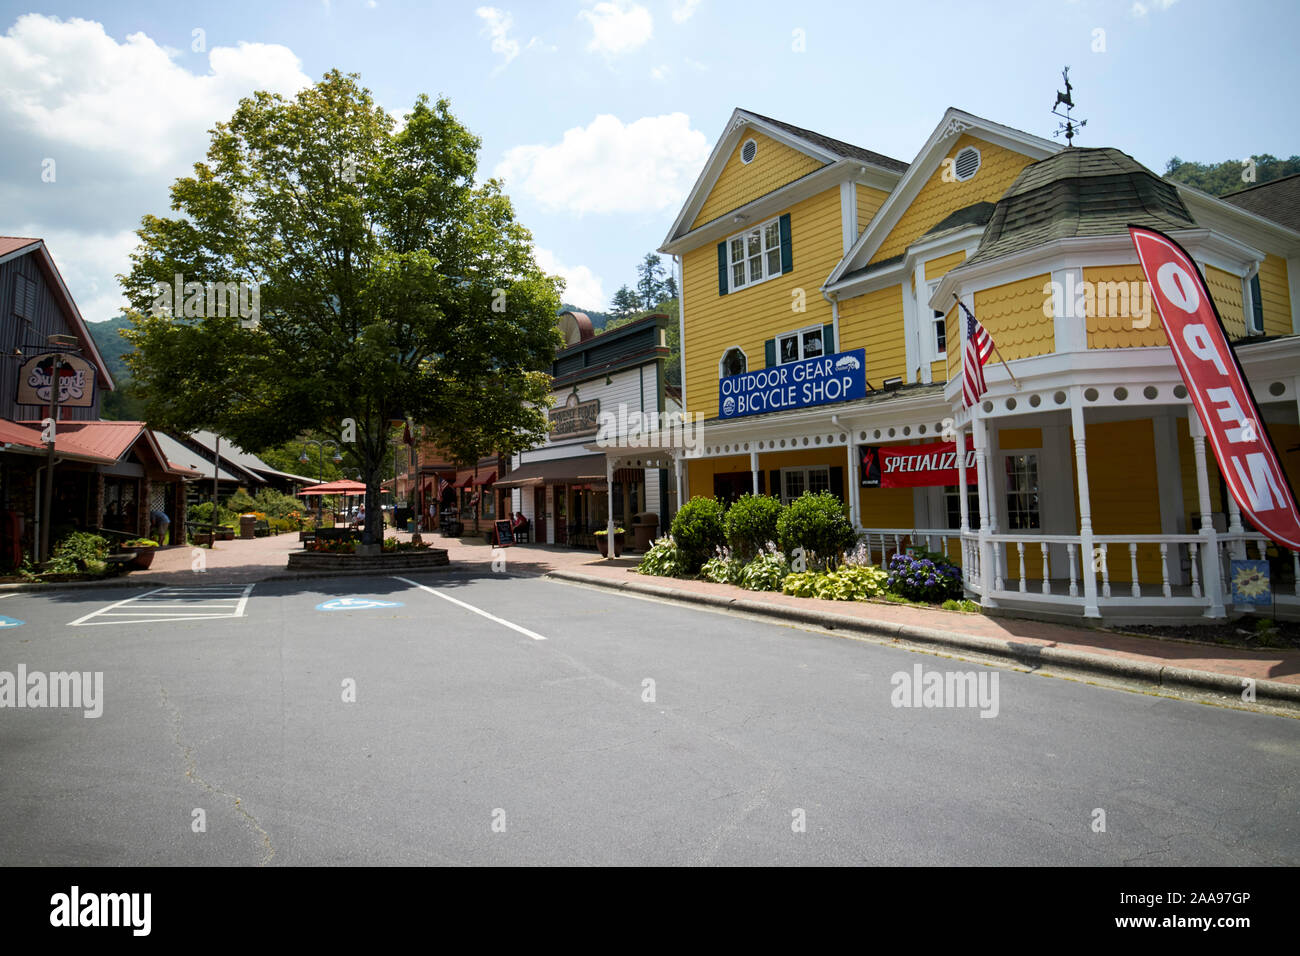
top-left (0, 573), bottom-right (1296, 866)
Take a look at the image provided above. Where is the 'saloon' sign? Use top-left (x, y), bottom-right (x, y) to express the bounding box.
top-left (16, 353), bottom-right (95, 408)
top-left (1130, 225), bottom-right (1300, 550)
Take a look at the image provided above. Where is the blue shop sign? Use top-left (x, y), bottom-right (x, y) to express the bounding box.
top-left (718, 348), bottom-right (867, 420)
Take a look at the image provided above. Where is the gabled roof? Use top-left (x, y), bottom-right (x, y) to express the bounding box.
top-left (825, 109), bottom-right (1059, 290)
top-left (13, 419), bottom-right (190, 475)
top-left (0, 237), bottom-right (116, 391)
top-left (182, 430), bottom-right (314, 484)
top-left (966, 147), bottom-right (1197, 266)
top-left (1219, 173), bottom-right (1300, 234)
top-left (661, 108), bottom-right (907, 250)
top-left (153, 431), bottom-right (245, 483)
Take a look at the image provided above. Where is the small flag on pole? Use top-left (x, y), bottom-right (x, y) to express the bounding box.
top-left (959, 300), bottom-right (994, 408)
top-left (437, 478), bottom-right (449, 495)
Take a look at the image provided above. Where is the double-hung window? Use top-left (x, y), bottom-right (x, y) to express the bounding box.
top-left (925, 280), bottom-right (946, 362)
top-left (780, 466), bottom-right (830, 504)
top-left (727, 217), bottom-right (782, 292)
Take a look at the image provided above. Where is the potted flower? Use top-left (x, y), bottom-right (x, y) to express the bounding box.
top-left (122, 537), bottom-right (160, 569)
top-left (593, 527), bottom-right (626, 558)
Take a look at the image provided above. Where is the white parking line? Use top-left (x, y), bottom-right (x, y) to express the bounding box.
top-left (393, 576), bottom-right (547, 641)
top-left (68, 585), bottom-right (256, 627)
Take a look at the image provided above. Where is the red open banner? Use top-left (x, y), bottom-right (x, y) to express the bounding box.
top-left (1130, 225), bottom-right (1300, 550)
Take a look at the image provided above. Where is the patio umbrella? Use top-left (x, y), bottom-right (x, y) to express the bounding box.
top-left (297, 479), bottom-right (368, 496)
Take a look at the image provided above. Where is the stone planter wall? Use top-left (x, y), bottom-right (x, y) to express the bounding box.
top-left (286, 549), bottom-right (451, 572)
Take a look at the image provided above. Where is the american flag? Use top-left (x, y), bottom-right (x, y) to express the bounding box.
top-left (959, 300), bottom-right (994, 408)
top-left (437, 478), bottom-right (449, 494)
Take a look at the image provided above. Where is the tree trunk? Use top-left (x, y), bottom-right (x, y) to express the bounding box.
top-left (363, 466), bottom-right (383, 546)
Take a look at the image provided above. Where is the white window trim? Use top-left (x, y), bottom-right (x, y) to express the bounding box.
top-left (725, 215), bottom-right (783, 293)
top-left (719, 345), bottom-right (749, 379)
top-left (778, 465), bottom-right (832, 505)
top-left (998, 448), bottom-right (1043, 533)
top-left (920, 279), bottom-right (947, 365)
top-left (775, 322), bottom-right (827, 366)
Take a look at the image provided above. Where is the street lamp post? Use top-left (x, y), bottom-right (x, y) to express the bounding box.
top-left (299, 439), bottom-right (342, 526)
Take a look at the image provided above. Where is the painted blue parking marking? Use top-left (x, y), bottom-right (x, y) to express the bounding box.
top-left (316, 598), bottom-right (404, 611)
top-left (0, 616), bottom-right (23, 628)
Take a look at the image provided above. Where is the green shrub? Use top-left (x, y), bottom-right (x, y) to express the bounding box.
top-left (253, 487), bottom-right (304, 518)
top-left (941, 598), bottom-right (983, 613)
top-left (738, 545), bottom-right (790, 592)
top-left (224, 489), bottom-right (259, 514)
top-left (45, 532), bottom-right (112, 576)
top-left (670, 496), bottom-right (727, 574)
top-left (776, 492), bottom-right (856, 570)
top-left (700, 548), bottom-right (744, 585)
top-left (723, 494), bottom-right (783, 562)
top-left (637, 535), bottom-right (686, 578)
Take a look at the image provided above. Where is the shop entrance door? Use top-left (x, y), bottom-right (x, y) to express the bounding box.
top-left (534, 488), bottom-right (545, 543)
top-left (554, 485), bottom-right (567, 544)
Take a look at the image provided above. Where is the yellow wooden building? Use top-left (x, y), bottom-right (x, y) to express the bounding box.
top-left (656, 108), bottom-right (1300, 622)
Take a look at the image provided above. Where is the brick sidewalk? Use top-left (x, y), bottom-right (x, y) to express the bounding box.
top-left (553, 561), bottom-right (1300, 691)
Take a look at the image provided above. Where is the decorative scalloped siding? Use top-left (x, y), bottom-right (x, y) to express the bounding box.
top-left (691, 132), bottom-right (825, 231)
top-left (836, 284), bottom-right (906, 385)
top-left (870, 135), bottom-right (1034, 265)
top-left (1259, 254), bottom-right (1291, 336)
top-left (1204, 265), bottom-right (1246, 339)
top-left (682, 187), bottom-right (842, 418)
top-left (855, 184), bottom-right (889, 235)
top-left (1084, 265), bottom-right (1166, 349)
top-left (924, 250), bottom-right (966, 281)
top-left (972, 273), bottom-right (1054, 361)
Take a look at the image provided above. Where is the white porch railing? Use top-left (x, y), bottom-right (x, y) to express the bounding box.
top-left (857, 526), bottom-right (1300, 618)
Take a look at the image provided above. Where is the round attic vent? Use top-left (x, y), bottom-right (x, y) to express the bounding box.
top-left (952, 145), bottom-right (981, 181)
top-left (740, 138), bottom-right (758, 164)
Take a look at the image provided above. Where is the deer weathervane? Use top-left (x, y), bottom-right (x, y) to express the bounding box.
top-left (1051, 66), bottom-right (1087, 146)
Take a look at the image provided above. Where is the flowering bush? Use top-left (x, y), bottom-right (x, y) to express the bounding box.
top-left (700, 546), bottom-right (744, 585)
top-left (308, 538), bottom-right (356, 554)
top-left (637, 535), bottom-right (686, 578)
top-left (383, 538), bottom-right (430, 552)
top-left (886, 550), bottom-right (963, 602)
top-left (738, 542), bottom-right (790, 592)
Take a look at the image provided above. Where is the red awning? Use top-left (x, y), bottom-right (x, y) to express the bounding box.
top-left (475, 470), bottom-right (497, 486)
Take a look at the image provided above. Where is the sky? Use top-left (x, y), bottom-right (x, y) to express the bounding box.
top-left (0, 0), bottom-right (1297, 322)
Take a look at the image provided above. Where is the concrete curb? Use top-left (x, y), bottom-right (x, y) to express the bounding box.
top-left (546, 569), bottom-right (1300, 709)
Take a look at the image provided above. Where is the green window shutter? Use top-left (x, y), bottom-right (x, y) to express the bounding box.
top-left (779, 214), bottom-right (793, 274)
top-left (823, 323), bottom-right (835, 354)
top-left (717, 242), bottom-right (729, 296)
top-left (764, 338), bottom-right (776, 368)
top-left (1250, 274), bottom-right (1264, 332)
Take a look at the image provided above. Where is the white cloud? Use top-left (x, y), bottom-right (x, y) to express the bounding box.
top-left (578, 1), bottom-right (652, 57)
top-left (16, 226), bottom-right (140, 321)
top-left (1131, 0), bottom-right (1178, 16)
top-left (494, 113), bottom-right (710, 217)
top-left (476, 7), bottom-right (520, 66)
top-left (650, 64), bottom-right (670, 81)
top-left (671, 0), bottom-right (702, 24)
top-left (533, 247), bottom-right (605, 309)
top-left (0, 15), bottom-right (311, 172)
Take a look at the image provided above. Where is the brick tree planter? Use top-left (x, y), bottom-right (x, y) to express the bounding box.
top-left (286, 549), bottom-right (451, 572)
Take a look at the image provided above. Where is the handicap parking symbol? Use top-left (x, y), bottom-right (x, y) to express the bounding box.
top-left (0, 616), bottom-right (23, 628)
top-left (316, 597), bottom-right (404, 611)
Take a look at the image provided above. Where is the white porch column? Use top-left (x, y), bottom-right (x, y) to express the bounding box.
top-left (1189, 414), bottom-right (1227, 617)
top-left (971, 411), bottom-right (997, 607)
top-left (750, 449), bottom-right (759, 496)
top-left (1070, 386), bottom-right (1101, 618)
top-left (956, 424), bottom-right (972, 594)
top-left (606, 455), bottom-right (616, 560)
top-left (845, 440), bottom-right (859, 528)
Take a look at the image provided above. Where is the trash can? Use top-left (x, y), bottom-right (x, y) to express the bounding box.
top-left (239, 515), bottom-right (257, 539)
top-left (632, 511), bottom-right (659, 551)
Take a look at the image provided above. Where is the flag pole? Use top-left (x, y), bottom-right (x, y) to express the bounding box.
top-left (954, 293), bottom-right (1019, 389)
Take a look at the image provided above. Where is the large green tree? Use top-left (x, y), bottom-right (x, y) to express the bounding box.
top-left (1165, 153), bottom-right (1300, 196)
top-left (121, 71), bottom-right (562, 545)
